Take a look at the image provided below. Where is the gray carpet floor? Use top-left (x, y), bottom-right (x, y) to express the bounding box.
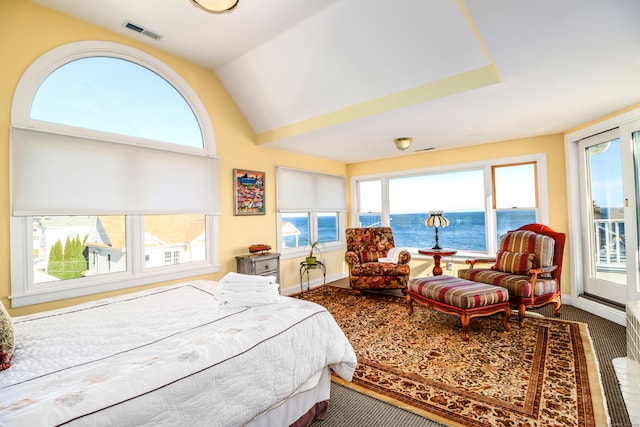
top-left (311, 281), bottom-right (631, 427)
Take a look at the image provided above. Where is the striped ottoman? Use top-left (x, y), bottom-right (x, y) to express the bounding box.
top-left (407, 275), bottom-right (511, 341)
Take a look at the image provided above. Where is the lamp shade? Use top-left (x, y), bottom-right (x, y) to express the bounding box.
top-left (190, 0), bottom-right (239, 13)
top-left (425, 211), bottom-right (449, 228)
top-left (425, 211), bottom-right (449, 249)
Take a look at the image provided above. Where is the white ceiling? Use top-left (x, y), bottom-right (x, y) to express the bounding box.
top-left (34, 0), bottom-right (640, 163)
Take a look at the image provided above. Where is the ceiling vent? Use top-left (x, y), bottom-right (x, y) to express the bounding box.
top-left (123, 21), bottom-right (163, 41)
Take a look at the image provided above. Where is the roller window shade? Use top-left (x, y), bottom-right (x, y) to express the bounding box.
top-left (277, 167), bottom-right (346, 212)
top-left (11, 127), bottom-right (221, 215)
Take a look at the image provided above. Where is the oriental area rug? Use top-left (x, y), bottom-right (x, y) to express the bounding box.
top-left (301, 286), bottom-right (608, 427)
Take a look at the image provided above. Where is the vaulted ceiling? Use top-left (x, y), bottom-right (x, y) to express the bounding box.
top-left (34, 0), bottom-right (640, 163)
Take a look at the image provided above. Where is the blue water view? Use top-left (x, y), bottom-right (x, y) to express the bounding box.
top-left (284, 211), bottom-right (537, 252)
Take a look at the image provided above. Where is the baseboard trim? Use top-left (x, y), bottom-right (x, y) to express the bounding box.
top-left (572, 295), bottom-right (626, 326)
top-left (281, 272), bottom-right (347, 296)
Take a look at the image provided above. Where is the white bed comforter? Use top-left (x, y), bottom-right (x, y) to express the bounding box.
top-left (0, 280), bottom-right (357, 427)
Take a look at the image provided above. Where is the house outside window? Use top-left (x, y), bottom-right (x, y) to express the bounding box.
top-left (352, 156), bottom-right (546, 255)
top-left (10, 41), bottom-right (220, 307)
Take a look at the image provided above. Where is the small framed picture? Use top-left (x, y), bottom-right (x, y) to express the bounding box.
top-left (234, 169), bottom-right (266, 215)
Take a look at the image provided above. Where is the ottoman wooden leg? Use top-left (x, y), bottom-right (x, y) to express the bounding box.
top-left (460, 314), bottom-right (470, 342)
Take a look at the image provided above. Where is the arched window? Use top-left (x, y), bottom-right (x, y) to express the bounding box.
top-left (10, 41), bottom-right (220, 307)
top-left (31, 56), bottom-right (203, 148)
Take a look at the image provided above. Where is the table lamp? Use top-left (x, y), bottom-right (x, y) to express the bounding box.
top-left (425, 211), bottom-right (449, 250)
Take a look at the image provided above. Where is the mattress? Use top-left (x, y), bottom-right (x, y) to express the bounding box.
top-left (0, 280), bottom-right (357, 426)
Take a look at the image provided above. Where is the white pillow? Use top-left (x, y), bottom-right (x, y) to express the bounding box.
top-left (378, 247), bottom-right (404, 263)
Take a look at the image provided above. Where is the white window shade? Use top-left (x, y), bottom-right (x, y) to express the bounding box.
top-left (11, 127), bottom-right (221, 215)
top-left (277, 167), bottom-right (346, 212)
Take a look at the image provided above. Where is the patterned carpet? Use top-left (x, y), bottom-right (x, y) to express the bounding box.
top-left (302, 286), bottom-right (608, 427)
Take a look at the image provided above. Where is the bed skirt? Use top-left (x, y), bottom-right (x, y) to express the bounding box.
top-left (247, 367), bottom-right (331, 427)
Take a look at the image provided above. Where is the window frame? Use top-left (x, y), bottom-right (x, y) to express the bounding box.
top-left (350, 154), bottom-right (548, 257)
top-left (9, 41), bottom-right (220, 307)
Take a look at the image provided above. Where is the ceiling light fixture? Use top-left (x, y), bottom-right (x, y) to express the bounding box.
top-left (393, 137), bottom-right (413, 151)
top-left (190, 0), bottom-right (239, 14)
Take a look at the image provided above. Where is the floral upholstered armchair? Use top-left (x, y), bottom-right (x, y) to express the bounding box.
top-left (345, 227), bottom-right (411, 294)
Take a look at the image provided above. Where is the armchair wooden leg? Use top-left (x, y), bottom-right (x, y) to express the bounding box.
top-left (517, 305), bottom-right (526, 329)
top-left (406, 295), bottom-right (414, 315)
top-left (552, 299), bottom-right (562, 317)
top-left (502, 306), bottom-right (511, 331)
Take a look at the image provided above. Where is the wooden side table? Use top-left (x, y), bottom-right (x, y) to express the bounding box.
top-left (418, 248), bottom-right (457, 276)
top-left (236, 252), bottom-right (280, 284)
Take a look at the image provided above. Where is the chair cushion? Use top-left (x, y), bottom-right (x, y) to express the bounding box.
top-left (499, 230), bottom-right (554, 269)
top-left (351, 262), bottom-right (410, 276)
top-left (492, 250), bottom-right (535, 274)
top-left (409, 276), bottom-right (509, 309)
top-left (458, 268), bottom-right (558, 298)
top-left (350, 275), bottom-right (408, 290)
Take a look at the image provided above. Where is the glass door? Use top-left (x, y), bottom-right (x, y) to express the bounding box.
top-left (578, 130), bottom-right (627, 306)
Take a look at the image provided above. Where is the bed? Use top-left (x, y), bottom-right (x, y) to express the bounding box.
top-left (0, 280), bottom-right (357, 426)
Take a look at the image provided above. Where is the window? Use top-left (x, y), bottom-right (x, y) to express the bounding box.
top-left (276, 167), bottom-right (347, 258)
top-left (388, 170), bottom-right (486, 252)
top-left (31, 57), bottom-right (203, 148)
top-left (352, 155), bottom-right (546, 255)
top-left (10, 41), bottom-right (220, 307)
top-left (144, 215), bottom-right (206, 268)
top-left (356, 180), bottom-right (382, 228)
top-left (34, 215), bottom-right (127, 284)
top-left (493, 162), bottom-right (538, 243)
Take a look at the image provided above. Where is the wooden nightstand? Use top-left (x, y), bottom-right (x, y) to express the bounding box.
top-left (236, 252), bottom-right (280, 284)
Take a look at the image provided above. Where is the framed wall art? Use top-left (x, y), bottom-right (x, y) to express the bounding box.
top-left (234, 169), bottom-right (266, 215)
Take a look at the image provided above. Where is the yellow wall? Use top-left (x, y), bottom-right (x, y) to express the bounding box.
top-left (0, 0), bottom-right (584, 315)
top-left (346, 134), bottom-right (571, 293)
top-left (0, 0), bottom-right (346, 315)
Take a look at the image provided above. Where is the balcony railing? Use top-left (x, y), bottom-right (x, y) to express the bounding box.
top-left (595, 218), bottom-right (625, 270)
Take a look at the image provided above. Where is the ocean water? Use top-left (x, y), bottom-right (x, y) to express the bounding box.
top-left (284, 211), bottom-right (537, 252)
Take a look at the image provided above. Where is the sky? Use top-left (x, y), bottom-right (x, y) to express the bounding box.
top-left (31, 57), bottom-right (202, 148)
top-left (588, 139), bottom-right (624, 209)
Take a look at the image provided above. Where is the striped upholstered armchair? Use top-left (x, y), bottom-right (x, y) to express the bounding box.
top-left (345, 227), bottom-right (411, 295)
top-left (457, 224), bottom-right (565, 328)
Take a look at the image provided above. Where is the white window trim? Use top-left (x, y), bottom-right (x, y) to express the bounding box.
top-left (350, 153), bottom-right (549, 258)
top-left (9, 41), bottom-right (221, 307)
